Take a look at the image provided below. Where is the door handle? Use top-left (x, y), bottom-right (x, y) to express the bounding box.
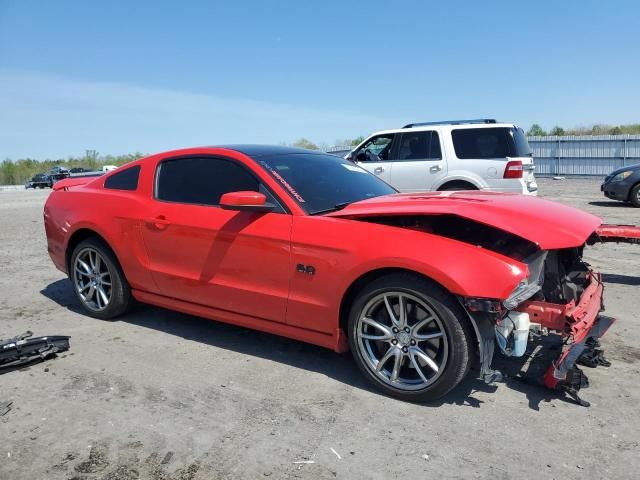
top-left (374, 167), bottom-right (385, 174)
top-left (146, 215), bottom-right (170, 230)
top-left (430, 165), bottom-right (442, 173)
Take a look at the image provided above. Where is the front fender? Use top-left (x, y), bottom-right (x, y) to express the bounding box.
top-left (341, 230), bottom-right (527, 301)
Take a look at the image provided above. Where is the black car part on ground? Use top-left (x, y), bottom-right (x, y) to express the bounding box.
top-left (0, 331), bottom-right (70, 371)
top-left (0, 400), bottom-right (12, 416)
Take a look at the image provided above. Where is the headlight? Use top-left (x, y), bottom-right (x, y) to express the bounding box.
top-left (611, 171), bottom-right (632, 182)
top-left (503, 280), bottom-right (540, 310)
top-left (503, 251), bottom-right (547, 310)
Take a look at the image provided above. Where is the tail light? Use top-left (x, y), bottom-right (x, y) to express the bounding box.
top-left (504, 160), bottom-right (523, 179)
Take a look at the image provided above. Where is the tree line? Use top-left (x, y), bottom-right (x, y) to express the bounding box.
top-left (527, 123), bottom-right (640, 136)
top-left (0, 150), bottom-right (144, 185)
top-left (3, 126), bottom-right (638, 184)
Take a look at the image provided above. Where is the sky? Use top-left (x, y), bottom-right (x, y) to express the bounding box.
top-left (1, 0), bottom-right (639, 160)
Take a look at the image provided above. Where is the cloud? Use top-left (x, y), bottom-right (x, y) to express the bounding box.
top-left (0, 71), bottom-right (396, 159)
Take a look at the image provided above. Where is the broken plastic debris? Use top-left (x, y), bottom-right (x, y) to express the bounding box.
top-left (1, 331), bottom-right (70, 372)
top-left (330, 448), bottom-right (342, 460)
top-left (0, 401), bottom-right (12, 416)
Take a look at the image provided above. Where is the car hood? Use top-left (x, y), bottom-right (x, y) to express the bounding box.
top-left (605, 163), bottom-right (640, 178)
top-left (326, 191), bottom-right (602, 249)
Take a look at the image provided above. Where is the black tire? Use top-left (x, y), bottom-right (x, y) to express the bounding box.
top-left (348, 273), bottom-right (475, 402)
top-left (69, 237), bottom-right (132, 320)
top-left (439, 182), bottom-right (477, 191)
top-left (629, 184), bottom-right (640, 208)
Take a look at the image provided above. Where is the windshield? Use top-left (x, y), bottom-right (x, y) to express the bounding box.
top-left (257, 153), bottom-right (397, 214)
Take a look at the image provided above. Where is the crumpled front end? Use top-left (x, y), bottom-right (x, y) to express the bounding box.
top-left (464, 243), bottom-right (618, 406)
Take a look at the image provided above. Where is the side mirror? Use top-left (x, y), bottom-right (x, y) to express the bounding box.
top-left (219, 191), bottom-right (275, 212)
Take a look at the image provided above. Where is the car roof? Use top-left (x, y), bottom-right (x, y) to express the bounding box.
top-left (218, 144), bottom-right (329, 157)
top-left (370, 122), bottom-right (517, 136)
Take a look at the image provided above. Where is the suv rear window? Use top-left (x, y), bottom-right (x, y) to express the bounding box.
top-left (452, 127), bottom-right (532, 159)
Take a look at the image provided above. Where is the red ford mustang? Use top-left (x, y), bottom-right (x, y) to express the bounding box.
top-left (44, 145), bottom-right (632, 402)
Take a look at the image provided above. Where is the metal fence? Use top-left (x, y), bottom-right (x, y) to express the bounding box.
top-left (529, 135), bottom-right (640, 177)
top-left (326, 135), bottom-right (640, 177)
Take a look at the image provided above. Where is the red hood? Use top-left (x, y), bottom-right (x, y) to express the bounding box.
top-left (326, 192), bottom-right (602, 249)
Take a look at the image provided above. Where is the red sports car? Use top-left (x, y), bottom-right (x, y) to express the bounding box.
top-left (44, 146), bottom-right (631, 402)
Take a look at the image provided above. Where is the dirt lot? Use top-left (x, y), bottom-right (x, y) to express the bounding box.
top-left (1, 178), bottom-right (640, 480)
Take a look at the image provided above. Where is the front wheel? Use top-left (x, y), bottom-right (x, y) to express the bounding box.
top-left (348, 273), bottom-right (474, 402)
top-left (70, 237), bottom-right (132, 320)
top-left (629, 184), bottom-right (640, 208)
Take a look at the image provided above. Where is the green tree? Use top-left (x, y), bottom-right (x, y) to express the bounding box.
top-left (350, 136), bottom-right (365, 146)
top-left (1, 159), bottom-right (16, 185)
top-left (549, 126), bottom-right (565, 136)
top-left (526, 124), bottom-right (546, 136)
top-left (292, 138), bottom-right (319, 150)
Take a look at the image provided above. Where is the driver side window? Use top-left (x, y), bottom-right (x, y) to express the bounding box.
top-left (356, 134), bottom-right (396, 162)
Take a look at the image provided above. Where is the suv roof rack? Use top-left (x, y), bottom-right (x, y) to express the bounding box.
top-left (402, 118), bottom-right (497, 128)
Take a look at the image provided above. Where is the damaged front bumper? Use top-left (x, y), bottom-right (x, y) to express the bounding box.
top-left (517, 272), bottom-right (615, 402)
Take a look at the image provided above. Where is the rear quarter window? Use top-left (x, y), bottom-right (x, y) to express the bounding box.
top-left (104, 165), bottom-right (141, 191)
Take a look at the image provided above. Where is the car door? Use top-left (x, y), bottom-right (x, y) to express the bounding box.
top-left (140, 156), bottom-right (292, 323)
top-left (390, 130), bottom-right (447, 192)
top-left (352, 134), bottom-right (397, 183)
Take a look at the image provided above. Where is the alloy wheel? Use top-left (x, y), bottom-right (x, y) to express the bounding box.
top-left (356, 291), bottom-right (448, 390)
top-left (73, 247), bottom-right (112, 312)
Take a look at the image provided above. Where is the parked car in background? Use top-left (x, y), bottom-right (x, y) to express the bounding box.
top-left (601, 164), bottom-right (640, 207)
top-left (69, 167), bottom-right (86, 174)
top-left (346, 119), bottom-right (537, 195)
top-left (50, 166), bottom-right (70, 175)
top-left (49, 169), bottom-right (70, 185)
top-left (25, 173), bottom-right (53, 189)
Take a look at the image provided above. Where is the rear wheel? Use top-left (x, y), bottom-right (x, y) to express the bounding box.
top-left (439, 181), bottom-right (477, 191)
top-left (629, 184), bottom-right (640, 208)
top-left (70, 237), bottom-right (132, 320)
top-left (348, 273), bottom-right (474, 401)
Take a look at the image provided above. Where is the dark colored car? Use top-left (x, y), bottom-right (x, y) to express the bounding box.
top-left (25, 173), bottom-right (53, 189)
top-left (601, 164), bottom-right (640, 207)
top-left (69, 167), bottom-right (86, 173)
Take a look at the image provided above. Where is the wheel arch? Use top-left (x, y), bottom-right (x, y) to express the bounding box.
top-left (339, 267), bottom-right (463, 333)
top-left (65, 228), bottom-right (122, 275)
top-left (337, 266), bottom-right (484, 365)
top-left (626, 179), bottom-right (640, 202)
top-left (437, 179), bottom-right (479, 191)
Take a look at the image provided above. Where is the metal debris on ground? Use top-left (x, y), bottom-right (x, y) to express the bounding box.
top-left (0, 331), bottom-right (71, 372)
top-left (0, 401), bottom-right (12, 416)
top-left (577, 338), bottom-right (612, 368)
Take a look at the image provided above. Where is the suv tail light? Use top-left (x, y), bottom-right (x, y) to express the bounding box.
top-left (504, 160), bottom-right (523, 179)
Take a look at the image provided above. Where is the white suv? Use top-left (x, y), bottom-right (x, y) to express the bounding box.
top-left (346, 119), bottom-right (537, 195)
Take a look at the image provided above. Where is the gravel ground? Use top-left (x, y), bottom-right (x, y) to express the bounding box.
top-left (1, 178), bottom-right (639, 480)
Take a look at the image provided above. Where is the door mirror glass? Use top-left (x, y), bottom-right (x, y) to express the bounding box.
top-left (219, 191), bottom-right (274, 212)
